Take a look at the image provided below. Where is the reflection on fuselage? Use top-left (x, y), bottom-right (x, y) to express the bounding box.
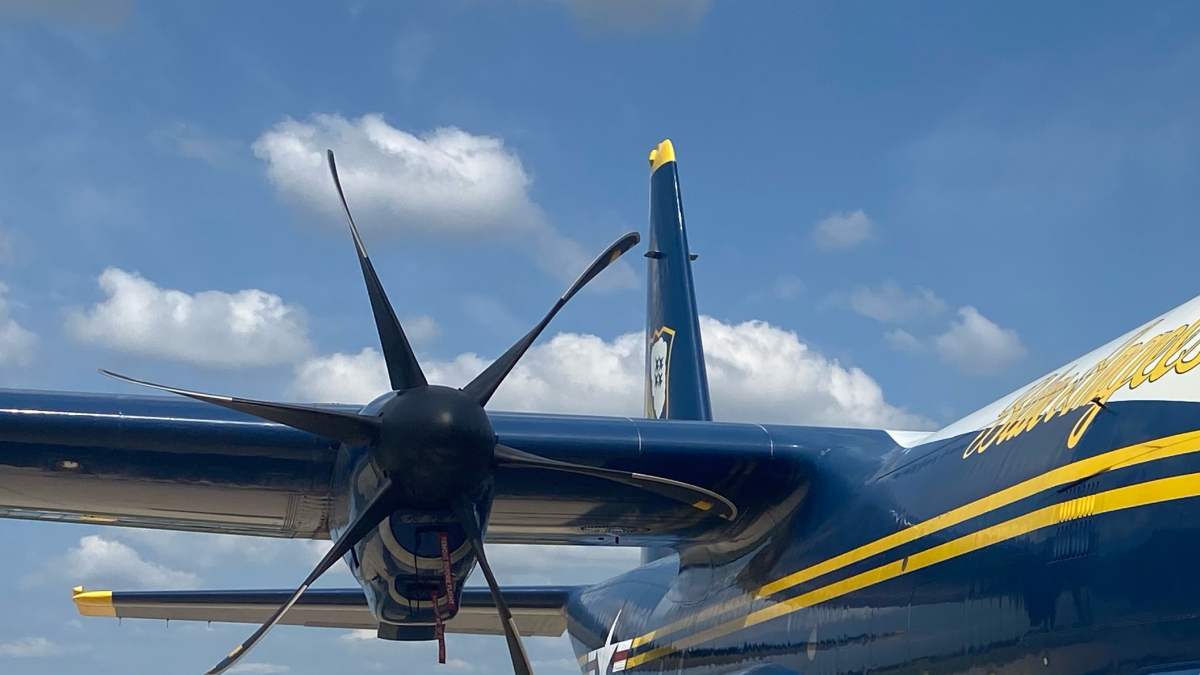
top-left (566, 401), bottom-right (1200, 675)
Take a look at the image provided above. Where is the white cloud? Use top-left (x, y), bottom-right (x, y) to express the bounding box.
top-left (289, 316), bottom-right (930, 430)
top-left (934, 306), bottom-right (1026, 375)
top-left (105, 531), bottom-right (352, 585)
top-left (700, 317), bottom-right (929, 428)
top-left (547, 0), bottom-right (713, 34)
top-left (403, 314), bottom-right (441, 344)
top-left (340, 629), bottom-right (377, 644)
top-left (288, 348), bottom-right (392, 404)
top-left (813, 209), bottom-right (875, 249)
top-left (229, 664), bottom-right (290, 674)
top-left (252, 113), bottom-right (635, 288)
top-left (114, 530), bottom-right (291, 567)
top-left (0, 637), bottom-right (64, 658)
top-left (884, 329), bottom-right (925, 355)
top-left (67, 268), bottom-right (312, 368)
top-left (32, 535), bottom-right (200, 590)
top-left (148, 122), bottom-right (243, 166)
top-left (0, 283), bottom-right (35, 366)
top-left (847, 281), bottom-right (946, 324)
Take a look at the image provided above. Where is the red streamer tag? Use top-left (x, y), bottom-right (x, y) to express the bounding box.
top-left (431, 589), bottom-right (446, 664)
top-left (439, 531), bottom-right (456, 611)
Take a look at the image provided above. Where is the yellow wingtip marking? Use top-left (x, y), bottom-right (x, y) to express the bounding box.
top-left (72, 589), bottom-right (115, 617)
top-left (649, 139), bottom-right (676, 173)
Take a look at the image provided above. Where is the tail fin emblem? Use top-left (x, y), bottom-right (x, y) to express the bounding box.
top-left (649, 326), bottom-right (675, 419)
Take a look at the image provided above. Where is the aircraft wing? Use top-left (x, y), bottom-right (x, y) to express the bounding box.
top-left (71, 585), bottom-right (579, 637)
top-left (0, 389), bottom-right (890, 547)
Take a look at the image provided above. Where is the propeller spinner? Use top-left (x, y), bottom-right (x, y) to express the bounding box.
top-left (102, 149), bottom-right (735, 675)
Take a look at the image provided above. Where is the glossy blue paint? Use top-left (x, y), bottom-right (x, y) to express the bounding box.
top-left (0, 387), bottom-right (816, 630)
top-left (646, 153), bottom-right (711, 422)
top-left (14, 377), bottom-right (1200, 674)
top-left (562, 400), bottom-right (1200, 675)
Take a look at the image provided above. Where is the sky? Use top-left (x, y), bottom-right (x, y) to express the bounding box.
top-left (2, 0), bottom-right (1200, 673)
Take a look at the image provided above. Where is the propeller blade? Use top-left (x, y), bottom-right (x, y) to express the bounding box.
top-left (495, 444), bottom-right (737, 521)
top-left (462, 231), bottom-right (640, 406)
top-left (453, 501), bottom-right (533, 675)
top-left (205, 477), bottom-right (399, 675)
top-left (100, 370), bottom-right (381, 447)
top-left (326, 149), bottom-right (428, 391)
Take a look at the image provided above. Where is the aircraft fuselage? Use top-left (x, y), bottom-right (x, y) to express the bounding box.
top-left (568, 399), bottom-right (1200, 675)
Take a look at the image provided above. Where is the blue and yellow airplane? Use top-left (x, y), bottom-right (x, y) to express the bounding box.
top-left (3, 140), bottom-right (1199, 675)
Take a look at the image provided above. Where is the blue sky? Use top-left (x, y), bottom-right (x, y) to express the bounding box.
top-left (2, 1), bottom-right (1200, 673)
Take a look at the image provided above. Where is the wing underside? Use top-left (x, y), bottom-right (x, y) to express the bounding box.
top-left (0, 390), bottom-right (895, 547)
top-left (72, 586), bottom-right (578, 637)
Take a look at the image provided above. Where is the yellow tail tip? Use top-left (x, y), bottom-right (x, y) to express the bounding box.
top-left (72, 588), bottom-right (116, 617)
top-left (649, 139), bottom-right (676, 172)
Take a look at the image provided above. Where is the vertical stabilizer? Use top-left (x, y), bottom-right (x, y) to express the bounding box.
top-left (644, 139), bottom-right (712, 422)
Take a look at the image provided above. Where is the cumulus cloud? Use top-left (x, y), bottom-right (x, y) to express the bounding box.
top-left (813, 210), bottom-right (875, 250)
top-left (884, 329), bottom-right (925, 355)
top-left (0, 283), bottom-right (35, 366)
top-left (289, 316), bottom-right (929, 429)
top-left (0, 637), bottom-right (64, 658)
top-left (251, 113), bottom-right (634, 288)
top-left (115, 530), bottom-right (294, 567)
top-left (700, 318), bottom-right (928, 428)
top-left (934, 306), bottom-right (1026, 375)
top-left (546, 0), bottom-right (713, 34)
top-left (148, 122), bottom-right (243, 166)
top-left (340, 630), bottom-right (377, 644)
top-left (104, 531), bottom-right (351, 588)
top-left (403, 314), bottom-right (441, 344)
top-left (67, 268), bottom-right (312, 368)
top-left (846, 281), bottom-right (946, 324)
top-left (30, 535), bottom-right (200, 590)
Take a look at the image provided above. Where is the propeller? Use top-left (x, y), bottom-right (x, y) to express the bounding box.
top-left (101, 149), bottom-right (736, 675)
top-left (203, 477), bottom-right (400, 675)
top-left (454, 500), bottom-right (533, 675)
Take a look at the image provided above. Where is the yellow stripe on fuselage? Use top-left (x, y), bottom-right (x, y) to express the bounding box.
top-left (627, 427), bottom-right (1200, 652)
top-left (625, 469), bottom-right (1200, 668)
